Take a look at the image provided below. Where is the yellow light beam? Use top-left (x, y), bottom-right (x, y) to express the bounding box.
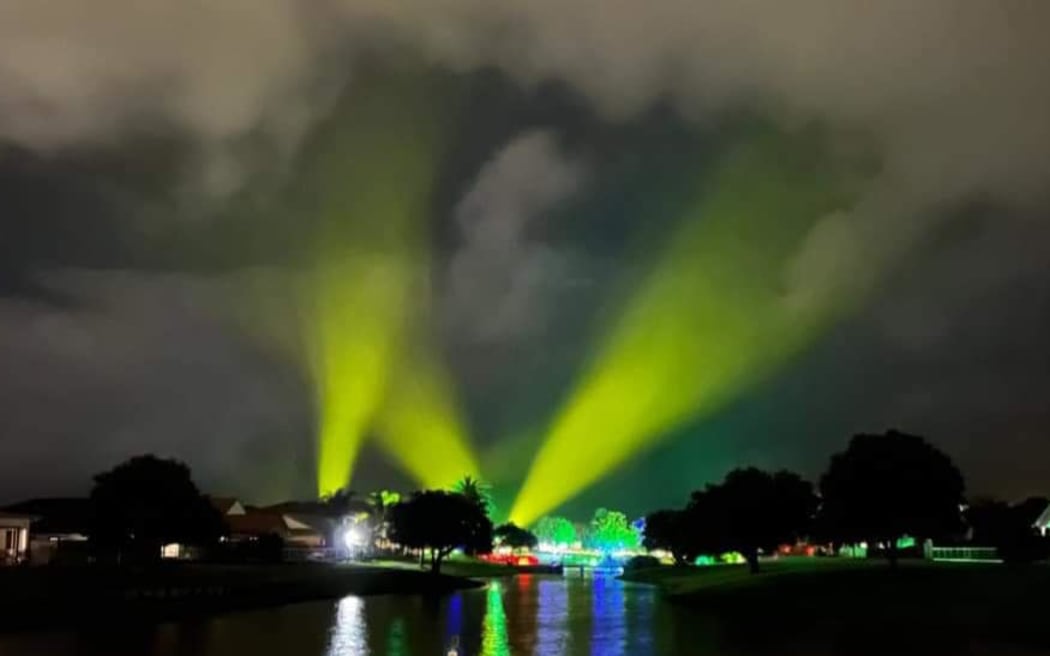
top-left (307, 73), bottom-right (450, 496)
top-left (373, 336), bottom-right (480, 490)
top-left (510, 129), bottom-right (860, 525)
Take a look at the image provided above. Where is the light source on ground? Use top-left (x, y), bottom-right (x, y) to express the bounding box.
top-left (343, 525), bottom-right (367, 550)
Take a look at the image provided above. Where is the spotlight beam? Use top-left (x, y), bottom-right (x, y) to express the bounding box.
top-left (308, 75), bottom-right (449, 496)
top-left (510, 130), bottom-right (860, 525)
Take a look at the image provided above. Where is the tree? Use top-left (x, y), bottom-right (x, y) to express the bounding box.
top-left (688, 467), bottom-right (816, 573)
top-left (321, 487), bottom-right (358, 517)
top-left (967, 498), bottom-right (1015, 546)
top-left (533, 516), bottom-right (577, 548)
top-left (967, 497), bottom-right (1049, 564)
top-left (368, 489), bottom-right (401, 512)
top-left (89, 455), bottom-right (223, 563)
top-left (367, 490), bottom-right (401, 541)
top-left (452, 475), bottom-right (494, 518)
top-left (388, 490), bottom-right (493, 573)
top-left (819, 430), bottom-right (965, 566)
top-left (494, 523), bottom-right (538, 551)
top-left (585, 508), bottom-right (641, 553)
top-left (643, 509), bottom-right (695, 565)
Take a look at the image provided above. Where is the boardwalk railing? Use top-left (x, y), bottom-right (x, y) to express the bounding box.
top-left (927, 545), bottom-right (1001, 563)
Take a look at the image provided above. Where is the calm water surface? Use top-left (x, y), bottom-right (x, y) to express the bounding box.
top-left (0, 574), bottom-right (714, 656)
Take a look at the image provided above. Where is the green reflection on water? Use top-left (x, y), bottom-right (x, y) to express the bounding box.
top-left (386, 618), bottom-right (406, 656)
top-left (482, 583), bottom-right (511, 656)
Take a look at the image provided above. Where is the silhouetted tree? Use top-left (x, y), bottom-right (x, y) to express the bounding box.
top-left (689, 468), bottom-right (816, 573)
top-left (494, 523), bottom-right (538, 551)
top-left (388, 490), bottom-right (493, 573)
top-left (321, 488), bottom-right (358, 517)
top-left (90, 455), bottom-right (223, 563)
top-left (967, 498), bottom-right (1015, 546)
top-left (1013, 496), bottom-right (1049, 528)
top-left (819, 430), bottom-right (965, 566)
top-left (643, 509), bottom-right (695, 565)
top-left (967, 497), bottom-right (1049, 564)
top-left (533, 516), bottom-right (577, 547)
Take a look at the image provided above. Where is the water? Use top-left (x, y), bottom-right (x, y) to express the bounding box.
top-left (0, 573), bottom-right (710, 656)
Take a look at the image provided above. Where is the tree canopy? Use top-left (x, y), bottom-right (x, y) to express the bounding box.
top-left (966, 497), bottom-right (1049, 564)
top-left (819, 430), bottom-right (965, 564)
top-left (89, 455), bottom-right (223, 563)
top-left (321, 487), bottom-right (361, 517)
top-left (643, 509), bottom-right (695, 565)
top-left (388, 490), bottom-right (492, 573)
top-left (585, 508), bottom-right (641, 553)
top-left (494, 522), bottom-right (538, 550)
top-left (533, 516), bottom-right (577, 547)
top-left (689, 467), bottom-right (816, 572)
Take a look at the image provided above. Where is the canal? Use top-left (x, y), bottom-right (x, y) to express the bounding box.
top-left (0, 573), bottom-right (713, 655)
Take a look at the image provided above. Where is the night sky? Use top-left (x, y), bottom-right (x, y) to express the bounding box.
top-left (2, 1), bottom-right (1049, 520)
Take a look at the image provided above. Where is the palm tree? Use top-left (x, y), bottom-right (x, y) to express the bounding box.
top-left (453, 475), bottom-right (494, 518)
top-left (367, 490), bottom-right (400, 543)
top-left (367, 490), bottom-right (400, 521)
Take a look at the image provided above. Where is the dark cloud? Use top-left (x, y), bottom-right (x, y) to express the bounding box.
top-left (443, 129), bottom-right (586, 344)
top-left (1, 1), bottom-right (1049, 508)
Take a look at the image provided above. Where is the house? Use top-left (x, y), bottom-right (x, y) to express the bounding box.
top-left (1032, 501), bottom-right (1050, 537)
top-left (2, 498), bottom-right (91, 565)
top-left (208, 496), bottom-right (330, 547)
top-left (209, 496), bottom-right (248, 518)
top-left (0, 513), bottom-right (31, 565)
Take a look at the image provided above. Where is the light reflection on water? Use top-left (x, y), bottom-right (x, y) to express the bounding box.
top-left (0, 573), bottom-right (684, 656)
top-left (326, 596), bottom-right (368, 656)
top-left (480, 582), bottom-right (511, 655)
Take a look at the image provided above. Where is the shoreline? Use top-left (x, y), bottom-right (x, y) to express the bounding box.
top-left (0, 562), bottom-right (484, 633)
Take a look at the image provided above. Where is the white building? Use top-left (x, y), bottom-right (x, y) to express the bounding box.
top-left (0, 512), bottom-right (32, 565)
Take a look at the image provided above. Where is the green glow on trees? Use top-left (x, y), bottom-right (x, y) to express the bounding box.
top-left (533, 516), bottom-right (578, 547)
top-left (584, 508), bottom-right (641, 553)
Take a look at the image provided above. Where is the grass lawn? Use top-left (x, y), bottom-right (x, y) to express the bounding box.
top-left (624, 557), bottom-right (1050, 653)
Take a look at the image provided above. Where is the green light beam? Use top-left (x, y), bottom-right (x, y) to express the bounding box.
top-left (374, 335), bottom-right (481, 490)
top-left (308, 73), bottom-right (449, 496)
top-left (510, 128), bottom-right (861, 525)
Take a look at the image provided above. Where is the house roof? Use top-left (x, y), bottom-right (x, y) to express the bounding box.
top-left (2, 498), bottom-right (92, 534)
top-left (0, 512), bottom-right (34, 528)
top-left (226, 511), bottom-right (288, 537)
top-left (1033, 501), bottom-right (1050, 530)
top-left (208, 496), bottom-right (245, 516)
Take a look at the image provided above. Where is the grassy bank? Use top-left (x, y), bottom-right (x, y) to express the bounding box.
top-left (623, 558), bottom-right (1050, 652)
top-left (0, 562), bottom-right (482, 632)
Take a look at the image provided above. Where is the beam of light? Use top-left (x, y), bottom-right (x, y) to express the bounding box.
top-left (373, 336), bottom-right (480, 490)
top-left (510, 128), bottom-right (861, 525)
top-left (308, 74), bottom-right (449, 496)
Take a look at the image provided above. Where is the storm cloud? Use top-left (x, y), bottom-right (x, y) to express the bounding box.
top-left (1, 0), bottom-right (1049, 510)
